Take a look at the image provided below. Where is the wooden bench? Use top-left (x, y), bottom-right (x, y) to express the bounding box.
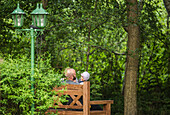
top-left (46, 81), bottom-right (113, 115)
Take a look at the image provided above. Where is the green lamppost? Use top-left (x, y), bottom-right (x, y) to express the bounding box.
top-left (11, 3), bottom-right (49, 115)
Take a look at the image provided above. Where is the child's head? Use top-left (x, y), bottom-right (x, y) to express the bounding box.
top-left (81, 71), bottom-right (90, 81)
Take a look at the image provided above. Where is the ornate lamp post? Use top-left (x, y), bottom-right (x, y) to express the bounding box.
top-left (11, 3), bottom-right (49, 115)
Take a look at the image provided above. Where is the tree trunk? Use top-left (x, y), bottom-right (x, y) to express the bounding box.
top-left (163, 0), bottom-right (170, 16)
top-left (163, 0), bottom-right (170, 75)
top-left (124, 0), bottom-right (140, 115)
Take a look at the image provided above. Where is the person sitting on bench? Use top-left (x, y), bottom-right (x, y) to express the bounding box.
top-left (79, 71), bottom-right (90, 85)
top-left (64, 68), bottom-right (79, 85)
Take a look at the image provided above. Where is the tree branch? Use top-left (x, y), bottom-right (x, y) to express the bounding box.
top-left (91, 45), bottom-right (126, 55)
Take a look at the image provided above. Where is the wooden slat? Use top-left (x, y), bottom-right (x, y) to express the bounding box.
top-left (66, 84), bottom-right (83, 89)
top-left (58, 110), bottom-right (106, 115)
top-left (54, 84), bottom-right (83, 90)
top-left (56, 90), bottom-right (83, 95)
top-left (103, 103), bottom-right (111, 115)
top-left (58, 110), bottom-right (83, 115)
top-left (90, 100), bottom-right (114, 105)
top-left (58, 105), bottom-right (83, 109)
top-left (90, 110), bottom-right (106, 115)
top-left (45, 109), bottom-right (57, 114)
top-left (70, 94), bottom-right (82, 106)
top-left (54, 88), bottom-right (82, 91)
top-left (83, 81), bottom-right (90, 115)
top-left (46, 109), bottom-right (106, 115)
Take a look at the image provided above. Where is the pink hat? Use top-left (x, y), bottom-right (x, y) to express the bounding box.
top-left (81, 71), bottom-right (90, 81)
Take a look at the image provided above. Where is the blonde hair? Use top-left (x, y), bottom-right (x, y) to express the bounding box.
top-left (65, 68), bottom-right (76, 78)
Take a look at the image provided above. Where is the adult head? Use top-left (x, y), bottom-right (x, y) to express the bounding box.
top-left (65, 68), bottom-right (76, 81)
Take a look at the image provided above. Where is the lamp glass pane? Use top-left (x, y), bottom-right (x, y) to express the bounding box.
top-left (17, 15), bottom-right (21, 26)
top-left (40, 15), bottom-right (44, 27)
top-left (37, 15), bottom-right (40, 26)
top-left (21, 15), bottom-right (24, 26)
top-left (13, 15), bottom-right (21, 27)
top-left (32, 15), bottom-right (35, 26)
top-left (13, 15), bottom-right (16, 26)
top-left (32, 15), bottom-right (37, 26)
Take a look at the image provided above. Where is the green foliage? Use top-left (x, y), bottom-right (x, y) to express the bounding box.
top-left (0, 0), bottom-right (170, 114)
top-left (137, 0), bottom-right (170, 114)
top-left (0, 55), bottom-right (63, 114)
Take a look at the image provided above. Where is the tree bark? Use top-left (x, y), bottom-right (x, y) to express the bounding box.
top-left (163, 0), bottom-right (170, 75)
top-left (163, 0), bottom-right (170, 16)
top-left (124, 0), bottom-right (140, 115)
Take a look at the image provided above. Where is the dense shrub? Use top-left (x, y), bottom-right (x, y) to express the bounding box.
top-left (0, 55), bottom-right (63, 114)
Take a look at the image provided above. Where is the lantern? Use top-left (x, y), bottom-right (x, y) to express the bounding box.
top-left (11, 3), bottom-right (25, 27)
top-left (31, 3), bottom-right (49, 28)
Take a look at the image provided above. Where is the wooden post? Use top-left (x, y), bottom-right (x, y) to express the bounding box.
top-left (83, 81), bottom-right (90, 115)
top-left (103, 104), bottom-right (111, 115)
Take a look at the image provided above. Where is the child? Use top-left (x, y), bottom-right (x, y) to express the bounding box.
top-left (79, 71), bottom-right (90, 84)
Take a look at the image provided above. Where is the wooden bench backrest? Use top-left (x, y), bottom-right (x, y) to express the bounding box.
top-left (52, 81), bottom-right (90, 115)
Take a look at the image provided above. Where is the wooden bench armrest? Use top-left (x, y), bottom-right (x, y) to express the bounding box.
top-left (90, 100), bottom-right (114, 105)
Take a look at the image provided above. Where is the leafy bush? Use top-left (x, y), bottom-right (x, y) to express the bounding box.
top-left (0, 55), bottom-right (63, 114)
